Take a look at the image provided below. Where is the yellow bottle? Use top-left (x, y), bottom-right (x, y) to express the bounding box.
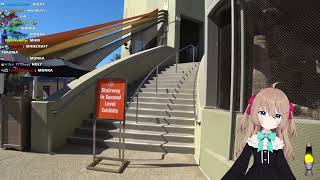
top-left (304, 142), bottom-right (314, 176)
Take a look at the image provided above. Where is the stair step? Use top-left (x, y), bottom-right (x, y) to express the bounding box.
top-left (140, 88), bottom-right (194, 94)
top-left (166, 64), bottom-right (196, 69)
top-left (166, 65), bottom-right (197, 70)
top-left (148, 79), bottom-right (194, 85)
top-left (144, 83), bottom-right (194, 89)
top-left (82, 120), bottom-right (194, 134)
top-left (149, 79), bottom-right (194, 84)
top-left (168, 65), bottom-right (198, 71)
top-left (73, 128), bottom-right (194, 143)
top-left (132, 96), bottom-right (194, 104)
top-left (125, 113), bottom-right (195, 125)
top-left (129, 101), bottom-right (195, 111)
top-left (158, 72), bottom-right (197, 77)
top-left (68, 136), bottom-right (194, 154)
top-left (170, 63), bottom-right (199, 67)
top-left (126, 108), bottom-right (194, 118)
top-left (149, 76), bottom-right (191, 82)
top-left (163, 70), bottom-right (195, 74)
top-left (155, 73), bottom-right (196, 78)
top-left (137, 92), bottom-right (195, 98)
top-left (68, 62), bottom-right (199, 154)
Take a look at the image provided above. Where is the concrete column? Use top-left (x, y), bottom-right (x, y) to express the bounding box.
top-left (166, 0), bottom-right (177, 49)
top-left (174, 15), bottom-right (181, 64)
top-left (32, 76), bottom-right (38, 99)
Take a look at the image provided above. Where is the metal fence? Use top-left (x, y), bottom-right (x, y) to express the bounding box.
top-left (232, 1), bottom-right (320, 178)
top-left (241, 0), bottom-right (320, 120)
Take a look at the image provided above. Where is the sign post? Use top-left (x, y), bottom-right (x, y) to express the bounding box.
top-left (87, 78), bottom-right (129, 173)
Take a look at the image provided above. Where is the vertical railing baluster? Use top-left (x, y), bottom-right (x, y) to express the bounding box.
top-left (156, 66), bottom-right (158, 93)
top-left (175, 52), bottom-right (178, 73)
top-left (136, 92), bottom-right (139, 123)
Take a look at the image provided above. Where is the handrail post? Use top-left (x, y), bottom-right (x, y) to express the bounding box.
top-left (156, 66), bottom-right (159, 93)
top-left (136, 92), bottom-right (139, 123)
top-left (175, 52), bottom-right (178, 73)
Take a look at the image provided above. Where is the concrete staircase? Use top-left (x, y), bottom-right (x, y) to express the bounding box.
top-left (67, 62), bottom-right (199, 154)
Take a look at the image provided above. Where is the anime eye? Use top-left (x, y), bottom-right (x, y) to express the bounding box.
top-left (275, 114), bottom-right (282, 119)
top-left (258, 111), bottom-right (266, 116)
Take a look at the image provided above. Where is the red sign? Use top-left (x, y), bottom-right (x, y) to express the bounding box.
top-left (96, 79), bottom-right (126, 120)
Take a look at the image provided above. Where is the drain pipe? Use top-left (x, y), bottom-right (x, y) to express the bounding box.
top-left (229, 0), bottom-right (237, 160)
top-left (240, 5), bottom-right (246, 113)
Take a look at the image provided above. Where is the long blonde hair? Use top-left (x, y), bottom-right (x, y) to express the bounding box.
top-left (238, 84), bottom-right (297, 160)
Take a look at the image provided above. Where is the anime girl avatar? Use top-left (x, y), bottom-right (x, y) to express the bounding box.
top-left (222, 83), bottom-right (297, 180)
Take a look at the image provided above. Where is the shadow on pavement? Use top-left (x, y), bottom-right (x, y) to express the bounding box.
top-left (127, 163), bottom-right (199, 168)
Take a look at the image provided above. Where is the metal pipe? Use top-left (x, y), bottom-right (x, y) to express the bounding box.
top-left (176, 52), bottom-right (178, 73)
top-left (93, 118), bottom-right (96, 162)
top-left (240, 9), bottom-right (245, 113)
top-left (119, 120), bottom-right (122, 161)
top-left (156, 66), bottom-right (158, 93)
top-left (136, 93), bottom-right (139, 123)
top-left (229, 0), bottom-right (237, 160)
top-left (122, 120), bottom-right (125, 164)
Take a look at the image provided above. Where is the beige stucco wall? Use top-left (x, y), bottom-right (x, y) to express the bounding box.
top-left (31, 46), bottom-right (174, 153)
top-left (121, 0), bottom-right (205, 60)
top-left (199, 108), bottom-right (233, 180)
top-left (194, 56), bottom-right (206, 163)
top-left (195, 55), bottom-right (234, 180)
top-left (121, 0), bottom-right (172, 58)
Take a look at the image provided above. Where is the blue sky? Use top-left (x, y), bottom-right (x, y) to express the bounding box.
top-left (3, 0), bottom-right (124, 67)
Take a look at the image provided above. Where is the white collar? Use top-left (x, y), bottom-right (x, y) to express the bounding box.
top-left (247, 134), bottom-right (284, 150)
top-left (261, 129), bottom-right (273, 134)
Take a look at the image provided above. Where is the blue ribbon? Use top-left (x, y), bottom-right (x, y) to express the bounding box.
top-left (257, 131), bottom-right (276, 153)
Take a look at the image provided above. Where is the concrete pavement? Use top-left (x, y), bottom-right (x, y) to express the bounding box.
top-left (0, 144), bottom-right (207, 180)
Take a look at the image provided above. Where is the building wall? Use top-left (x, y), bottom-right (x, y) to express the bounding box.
top-left (196, 54), bottom-right (234, 180)
top-left (121, 0), bottom-right (205, 61)
top-left (121, 0), bottom-right (171, 58)
top-left (199, 108), bottom-right (233, 179)
top-left (175, 0), bottom-right (205, 58)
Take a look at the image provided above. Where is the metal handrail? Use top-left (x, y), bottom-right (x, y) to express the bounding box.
top-left (192, 62), bottom-right (200, 121)
top-left (126, 44), bottom-right (196, 123)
